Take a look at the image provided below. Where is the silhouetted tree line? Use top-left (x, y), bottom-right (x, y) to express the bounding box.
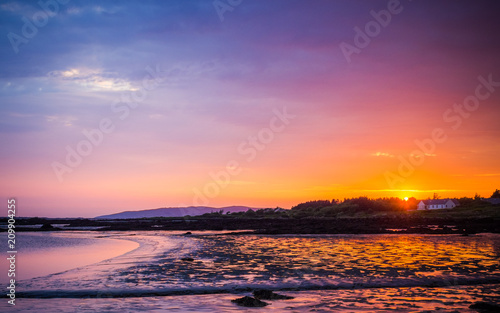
top-left (197, 190), bottom-right (499, 219)
top-left (200, 207), bottom-right (289, 219)
top-left (290, 197), bottom-right (418, 217)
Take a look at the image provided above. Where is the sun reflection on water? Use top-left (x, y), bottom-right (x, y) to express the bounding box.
top-left (115, 234), bottom-right (500, 290)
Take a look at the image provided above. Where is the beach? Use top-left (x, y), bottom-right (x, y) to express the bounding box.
top-left (1, 231), bottom-right (499, 312)
top-left (0, 232), bottom-right (139, 284)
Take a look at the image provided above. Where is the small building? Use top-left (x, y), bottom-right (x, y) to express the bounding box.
top-left (417, 199), bottom-right (460, 210)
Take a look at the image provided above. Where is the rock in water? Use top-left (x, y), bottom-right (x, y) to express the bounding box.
top-left (231, 296), bottom-right (269, 307)
top-left (469, 301), bottom-right (500, 312)
top-left (181, 257), bottom-right (194, 262)
top-left (253, 289), bottom-right (294, 300)
top-left (41, 223), bottom-right (54, 230)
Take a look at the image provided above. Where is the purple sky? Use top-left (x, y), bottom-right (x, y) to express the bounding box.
top-left (1, 0), bottom-right (500, 217)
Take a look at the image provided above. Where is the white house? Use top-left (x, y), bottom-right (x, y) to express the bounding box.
top-left (417, 199), bottom-right (460, 210)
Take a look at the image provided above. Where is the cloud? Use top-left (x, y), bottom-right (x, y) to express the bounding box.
top-left (0, 0), bottom-right (499, 215)
top-left (47, 68), bottom-right (136, 91)
top-left (371, 152), bottom-right (395, 158)
top-left (410, 153), bottom-right (437, 158)
top-left (0, 2), bottom-right (23, 12)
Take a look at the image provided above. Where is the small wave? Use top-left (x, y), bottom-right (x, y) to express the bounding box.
top-left (17, 276), bottom-right (500, 299)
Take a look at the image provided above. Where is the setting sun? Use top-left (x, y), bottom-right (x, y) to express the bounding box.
top-left (404, 197), bottom-right (409, 201)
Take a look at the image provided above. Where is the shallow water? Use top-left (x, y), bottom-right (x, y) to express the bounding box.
top-left (5, 285), bottom-right (500, 313)
top-left (0, 232), bottom-right (139, 283)
top-left (1, 231), bottom-right (499, 312)
top-left (0, 232), bottom-right (139, 284)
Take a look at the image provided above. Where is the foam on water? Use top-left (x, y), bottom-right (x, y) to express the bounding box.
top-left (4, 284), bottom-right (500, 312)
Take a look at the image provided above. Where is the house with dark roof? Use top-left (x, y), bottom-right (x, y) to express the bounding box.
top-left (417, 199), bottom-right (460, 210)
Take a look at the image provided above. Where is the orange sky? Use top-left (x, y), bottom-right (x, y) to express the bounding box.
top-left (1, 1), bottom-right (499, 217)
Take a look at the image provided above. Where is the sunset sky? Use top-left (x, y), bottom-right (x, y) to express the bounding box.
top-left (1, 0), bottom-right (500, 217)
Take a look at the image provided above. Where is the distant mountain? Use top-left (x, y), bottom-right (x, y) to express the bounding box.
top-left (94, 206), bottom-right (258, 219)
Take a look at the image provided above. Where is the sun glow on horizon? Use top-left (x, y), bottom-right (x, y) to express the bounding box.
top-left (0, 1), bottom-right (499, 218)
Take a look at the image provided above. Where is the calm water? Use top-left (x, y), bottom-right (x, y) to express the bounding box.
top-left (1, 231), bottom-right (499, 312)
top-left (0, 232), bottom-right (139, 283)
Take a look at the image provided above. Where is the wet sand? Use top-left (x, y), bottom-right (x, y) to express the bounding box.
top-left (2, 231), bottom-right (499, 312)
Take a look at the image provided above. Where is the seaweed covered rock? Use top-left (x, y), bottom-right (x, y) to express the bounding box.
top-left (41, 223), bottom-right (54, 230)
top-left (231, 296), bottom-right (269, 307)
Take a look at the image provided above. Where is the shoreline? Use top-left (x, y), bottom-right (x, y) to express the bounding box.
top-left (3, 216), bottom-right (499, 235)
top-left (0, 232), bottom-right (140, 284)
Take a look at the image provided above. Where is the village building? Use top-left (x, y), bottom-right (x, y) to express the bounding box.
top-left (417, 199), bottom-right (460, 210)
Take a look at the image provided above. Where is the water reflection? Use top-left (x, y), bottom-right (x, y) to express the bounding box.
top-left (118, 234), bottom-right (500, 290)
top-left (14, 233), bottom-right (500, 294)
top-left (5, 232), bottom-right (499, 313)
top-left (0, 232), bottom-right (139, 284)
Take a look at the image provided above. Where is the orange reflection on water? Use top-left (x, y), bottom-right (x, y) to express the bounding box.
top-left (115, 233), bottom-right (500, 291)
top-left (222, 234), bottom-right (500, 281)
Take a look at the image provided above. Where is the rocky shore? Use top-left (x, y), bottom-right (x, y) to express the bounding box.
top-left (3, 215), bottom-right (499, 234)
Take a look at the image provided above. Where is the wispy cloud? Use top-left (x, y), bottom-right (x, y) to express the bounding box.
top-left (47, 68), bottom-right (136, 92)
top-left (0, 0), bottom-right (499, 216)
top-left (371, 152), bottom-right (395, 158)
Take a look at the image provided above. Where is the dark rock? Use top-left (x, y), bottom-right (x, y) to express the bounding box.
top-left (184, 232), bottom-right (192, 235)
top-left (41, 223), bottom-right (54, 230)
top-left (470, 301), bottom-right (500, 312)
top-left (181, 257), bottom-right (194, 262)
top-left (231, 296), bottom-right (269, 307)
top-left (253, 289), bottom-right (294, 300)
